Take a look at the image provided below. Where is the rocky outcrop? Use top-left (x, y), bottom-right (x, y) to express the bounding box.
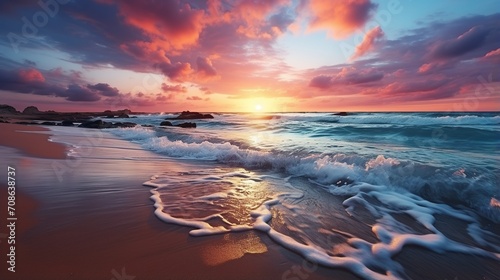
top-left (176, 122), bottom-right (196, 128)
top-left (79, 120), bottom-right (111, 129)
top-left (169, 111), bottom-right (214, 120)
top-left (333, 112), bottom-right (349, 116)
top-left (40, 121), bottom-right (56, 126)
top-left (101, 109), bottom-right (132, 118)
top-left (23, 106), bottom-right (41, 114)
top-left (0, 104), bottom-right (19, 114)
top-left (114, 122), bottom-right (136, 128)
top-left (159, 121), bottom-right (196, 128)
top-left (78, 120), bottom-right (137, 129)
top-left (61, 120), bottom-right (74, 126)
top-left (119, 109), bottom-right (131, 115)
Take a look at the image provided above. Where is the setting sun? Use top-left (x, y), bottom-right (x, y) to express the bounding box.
top-left (255, 104), bottom-right (263, 111)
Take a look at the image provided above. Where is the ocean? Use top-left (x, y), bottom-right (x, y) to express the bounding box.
top-left (102, 112), bottom-right (500, 279)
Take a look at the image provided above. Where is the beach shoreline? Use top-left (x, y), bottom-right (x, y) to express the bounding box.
top-left (0, 124), bottom-right (359, 280)
top-left (0, 118), bottom-right (498, 280)
top-left (0, 123), bottom-right (67, 159)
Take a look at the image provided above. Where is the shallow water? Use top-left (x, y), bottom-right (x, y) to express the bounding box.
top-left (102, 112), bottom-right (499, 279)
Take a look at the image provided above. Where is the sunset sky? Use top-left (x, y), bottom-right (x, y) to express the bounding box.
top-left (0, 0), bottom-right (499, 112)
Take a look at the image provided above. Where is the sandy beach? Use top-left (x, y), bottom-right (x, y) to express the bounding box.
top-left (0, 124), bottom-right (67, 159)
top-left (0, 123), bottom-right (360, 280)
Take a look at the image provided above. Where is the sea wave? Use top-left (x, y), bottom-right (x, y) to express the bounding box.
top-left (279, 113), bottom-right (500, 126)
top-left (110, 127), bottom-right (500, 223)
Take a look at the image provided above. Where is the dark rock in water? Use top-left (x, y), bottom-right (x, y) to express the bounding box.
top-left (119, 109), bottom-right (132, 115)
top-left (160, 121), bottom-right (173, 126)
top-left (0, 104), bottom-right (19, 114)
top-left (176, 122), bottom-right (196, 128)
top-left (79, 120), bottom-right (136, 129)
top-left (0, 119), bottom-right (9, 123)
top-left (114, 122), bottom-right (136, 128)
top-left (79, 120), bottom-right (110, 129)
top-left (170, 111), bottom-right (214, 120)
top-left (75, 119), bottom-right (91, 123)
top-left (105, 115), bottom-right (115, 118)
top-left (333, 112), bottom-right (349, 116)
top-left (61, 120), bottom-right (74, 126)
top-left (22, 106), bottom-right (41, 114)
top-left (79, 120), bottom-right (101, 128)
top-left (15, 121), bottom-right (38, 125)
top-left (117, 113), bottom-right (129, 118)
top-left (40, 121), bottom-right (56, 126)
top-left (142, 124), bottom-right (154, 128)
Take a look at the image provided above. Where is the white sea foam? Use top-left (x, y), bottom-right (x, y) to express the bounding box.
top-left (108, 127), bottom-right (500, 223)
top-left (144, 169), bottom-right (500, 280)
top-left (109, 126), bottom-right (156, 141)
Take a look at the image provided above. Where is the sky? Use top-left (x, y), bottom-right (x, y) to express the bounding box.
top-left (0, 0), bottom-right (499, 112)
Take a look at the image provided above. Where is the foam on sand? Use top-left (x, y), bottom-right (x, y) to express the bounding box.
top-left (143, 169), bottom-right (500, 280)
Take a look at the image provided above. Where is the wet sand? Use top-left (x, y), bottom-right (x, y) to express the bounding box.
top-left (0, 123), bottom-right (67, 159)
top-left (0, 124), bottom-right (359, 280)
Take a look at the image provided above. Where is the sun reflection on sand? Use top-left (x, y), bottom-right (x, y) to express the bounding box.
top-left (201, 232), bottom-right (268, 266)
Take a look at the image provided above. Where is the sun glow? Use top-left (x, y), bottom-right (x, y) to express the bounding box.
top-left (255, 104), bottom-right (263, 111)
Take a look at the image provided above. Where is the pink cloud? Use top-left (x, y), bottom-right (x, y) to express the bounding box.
top-left (484, 48), bottom-right (500, 57)
top-left (309, 0), bottom-right (377, 38)
top-left (199, 86), bottom-right (213, 94)
top-left (309, 67), bottom-right (384, 89)
top-left (309, 75), bottom-right (333, 89)
top-left (103, 92), bottom-right (158, 107)
top-left (418, 63), bottom-right (434, 74)
top-left (155, 61), bottom-right (193, 82)
top-left (120, 41), bottom-right (162, 60)
top-left (196, 56), bottom-right (218, 79)
top-left (381, 80), bottom-right (448, 95)
top-left (161, 83), bottom-right (187, 93)
top-left (156, 93), bottom-right (174, 102)
top-left (116, 0), bottom-right (204, 49)
top-left (187, 96), bottom-right (203, 101)
top-left (229, 0), bottom-right (295, 40)
top-left (18, 68), bottom-right (45, 83)
top-left (351, 26), bottom-right (384, 60)
top-left (483, 48), bottom-right (500, 62)
top-left (391, 69), bottom-right (407, 78)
